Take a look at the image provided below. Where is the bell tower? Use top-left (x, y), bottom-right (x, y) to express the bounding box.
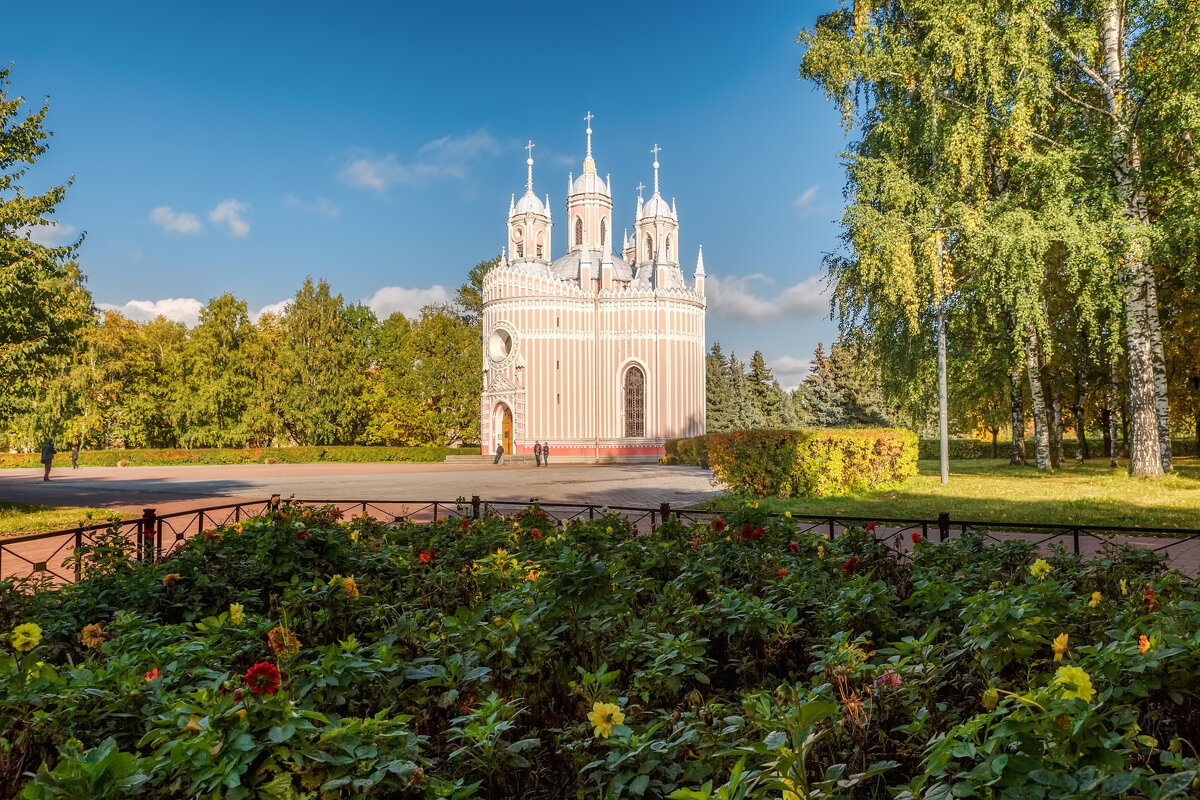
top-left (634, 145), bottom-right (680, 287)
top-left (507, 141), bottom-right (552, 266)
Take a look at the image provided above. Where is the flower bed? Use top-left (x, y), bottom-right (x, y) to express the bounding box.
top-left (1, 503), bottom-right (1197, 798)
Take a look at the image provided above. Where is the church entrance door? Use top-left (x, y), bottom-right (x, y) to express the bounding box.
top-left (501, 406), bottom-right (513, 455)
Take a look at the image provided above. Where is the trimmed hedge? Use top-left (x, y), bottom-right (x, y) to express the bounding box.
top-left (707, 427), bottom-right (918, 498)
top-left (917, 437), bottom-right (1199, 460)
top-left (664, 435), bottom-right (709, 467)
top-left (0, 446), bottom-right (480, 469)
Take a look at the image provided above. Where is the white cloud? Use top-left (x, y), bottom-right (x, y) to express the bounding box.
top-left (283, 194), bottom-right (340, 218)
top-left (707, 273), bottom-right (830, 322)
top-left (794, 185), bottom-right (819, 217)
top-left (363, 285), bottom-right (451, 319)
top-left (339, 128), bottom-right (500, 191)
top-left (250, 300), bottom-right (290, 322)
top-left (150, 206), bottom-right (202, 234)
top-left (17, 222), bottom-right (78, 247)
top-left (209, 199), bottom-right (250, 238)
top-left (99, 298), bottom-right (204, 327)
top-left (768, 355), bottom-right (814, 392)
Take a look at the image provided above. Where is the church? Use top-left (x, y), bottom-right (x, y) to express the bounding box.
top-left (480, 116), bottom-right (707, 462)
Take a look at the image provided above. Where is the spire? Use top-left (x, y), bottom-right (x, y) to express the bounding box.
top-left (650, 144), bottom-right (661, 194)
top-left (545, 194), bottom-right (551, 220)
top-left (671, 197), bottom-right (677, 216)
top-left (623, 228), bottom-right (629, 249)
top-left (568, 172), bottom-right (572, 196)
top-left (582, 112), bottom-right (596, 174)
top-left (509, 193), bottom-right (515, 215)
top-left (525, 140), bottom-right (535, 192)
top-left (695, 245), bottom-right (705, 276)
top-left (606, 174), bottom-right (611, 194)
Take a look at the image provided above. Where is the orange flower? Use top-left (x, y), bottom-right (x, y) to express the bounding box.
top-left (1144, 589), bottom-right (1157, 612)
top-left (162, 573), bottom-right (181, 586)
top-left (1138, 635), bottom-right (1151, 654)
top-left (267, 626), bottom-right (300, 656)
top-left (80, 623), bottom-right (105, 649)
top-left (144, 667), bottom-right (161, 682)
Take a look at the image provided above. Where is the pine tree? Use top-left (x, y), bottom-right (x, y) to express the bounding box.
top-left (705, 342), bottom-right (736, 432)
top-left (800, 343), bottom-right (842, 427)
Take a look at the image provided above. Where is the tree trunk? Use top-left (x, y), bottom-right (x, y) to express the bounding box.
top-left (1143, 274), bottom-right (1172, 471)
top-left (1101, 406), bottom-right (1113, 463)
top-left (937, 302), bottom-right (949, 485)
top-left (1009, 368), bottom-right (1026, 465)
top-left (1074, 365), bottom-right (1088, 462)
top-left (991, 428), bottom-right (998, 459)
top-left (1025, 323), bottom-right (1051, 471)
top-left (1101, 0), bottom-right (1164, 478)
top-left (1050, 389), bottom-right (1064, 469)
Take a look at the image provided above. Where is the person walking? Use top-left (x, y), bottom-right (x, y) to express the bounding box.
top-left (40, 439), bottom-right (57, 481)
top-left (70, 444), bottom-right (80, 469)
top-left (533, 441), bottom-right (543, 467)
top-left (493, 443), bottom-right (504, 465)
top-left (541, 441), bottom-right (550, 467)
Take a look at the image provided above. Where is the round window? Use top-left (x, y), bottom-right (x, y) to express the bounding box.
top-left (488, 328), bottom-right (513, 361)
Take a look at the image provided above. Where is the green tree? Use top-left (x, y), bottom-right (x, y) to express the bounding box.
top-left (705, 343), bottom-right (736, 432)
top-left (277, 278), bottom-right (369, 445)
top-left (178, 294), bottom-right (256, 447)
top-left (455, 254), bottom-right (501, 326)
top-left (0, 65), bottom-right (93, 429)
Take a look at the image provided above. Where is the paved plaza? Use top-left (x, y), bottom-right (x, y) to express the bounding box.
top-left (0, 462), bottom-right (722, 517)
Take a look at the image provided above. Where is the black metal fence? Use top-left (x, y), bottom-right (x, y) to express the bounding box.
top-left (4, 496), bottom-right (1199, 584)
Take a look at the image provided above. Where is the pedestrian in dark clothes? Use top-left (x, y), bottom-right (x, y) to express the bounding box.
top-left (71, 444), bottom-right (79, 469)
top-left (40, 439), bottom-right (57, 482)
top-left (493, 443), bottom-right (504, 465)
top-left (542, 441), bottom-right (550, 466)
top-left (534, 441), bottom-right (542, 467)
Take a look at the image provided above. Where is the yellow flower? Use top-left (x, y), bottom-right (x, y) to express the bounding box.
top-left (81, 623), bottom-right (106, 649)
top-left (784, 511), bottom-right (792, 518)
top-left (162, 573), bottom-right (181, 586)
top-left (1053, 665), bottom-right (1096, 703)
top-left (982, 687), bottom-right (999, 710)
top-left (513, 522), bottom-right (521, 530)
top-left (1052, 633), bottom-right (1068, 661)
top-left (267, 625), bottom-right (301, 656)
top-left (1120, 579), bottom-right (1128, 596)
top-left (349, 529), bottom-right (359, 542)
top-left (606, 526), bottom-right (613, 533)
top-left (233, 522), bottom-right (243, 533)
top-left (10, 623), bottom-right (42, 653)
top-left (1030, 559), bottom-right (1051, 581)
top-left (588, 701), bottom-right (625, 738)
top-left (1089, 591), bottom-right (1102, 608)
top-left (236, 708), bottom-right (246, 719)
top-left (342, 576), bottom-right (359, 599)
top-left (817, 545), bottom-right (825, 559)
top-left (229, 604), bottom-right (245, 625)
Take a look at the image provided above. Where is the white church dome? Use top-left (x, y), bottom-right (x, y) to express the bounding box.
top-left (571, 170), bottom-right (610, 197)
top-left (513, 190), bottom-right (546, 216)
top-left (640, 193), bottom-right (674, 220)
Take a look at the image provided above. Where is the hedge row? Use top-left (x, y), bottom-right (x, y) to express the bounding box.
top-left (917, 437), bottom-right (1199, 460)
top-left (0, 446), bottom-right (480, 469)
top-left (697, 427), bottom-right (918, 498)
top-left (664, 436), bottom-right (709, 467)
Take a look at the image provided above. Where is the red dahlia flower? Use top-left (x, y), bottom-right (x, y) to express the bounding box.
top-left (865, 522), bottom-right (877, 533)
top-left (911, 532), bottom-right (922, 544)
top-left (144, 667), bottom-right (161, 682)
top-left (419, 550), bottom-right (435, 563)
top-left (244, 661), bottom-right (282, 696)
top-left (295, 531), bottom-right (309, 540)
top-left (712, 518), bottom-right (726, 532)
top-left (776, 568), bottom-right (789, 578)
top-left (788, 540), bottom-right (800, 554)
top-left (532, 528), bottom-right (542, 540)
top-left (843, 557), bottom-right (860, 573)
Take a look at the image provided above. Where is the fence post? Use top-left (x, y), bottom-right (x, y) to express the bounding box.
top-left (828, 518), bottom-right (836, 540)
top-left (141, 508), bottom-right (156, 562)
top-left (156, 518), bottom-right (164, 561)
top-left (659, 502), bottom-right (671, 523)
top-left (74, 529), bottom-right (83, 580)
top-left (938, 512), bottom-right (950, 543)
top-left (1073, 527), bottom-right (1080, 555)
top-left (471, 495), bottom-right (481, 520)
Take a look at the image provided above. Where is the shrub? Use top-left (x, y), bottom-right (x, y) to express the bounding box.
top-left (665, 436), bottom-right (709, 467)
top-left (708, 428), bottom-right (918, 498)
top-left (0, 446), bottom-right (480, 469)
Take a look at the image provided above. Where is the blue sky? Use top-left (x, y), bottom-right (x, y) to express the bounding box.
top-left (9, 0), bottom-right (849, 389)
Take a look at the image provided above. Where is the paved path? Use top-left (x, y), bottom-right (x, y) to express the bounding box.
top-left (0, 462), bottom-right (721, 517)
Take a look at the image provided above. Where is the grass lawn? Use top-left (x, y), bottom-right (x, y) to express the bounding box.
top-left (717, 456), bottom-right (1200, 530)
top-left (0, 502), bottom-right (133, 537)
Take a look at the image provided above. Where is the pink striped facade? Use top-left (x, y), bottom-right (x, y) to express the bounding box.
top-left (480, 268), bottom-right (706, 460)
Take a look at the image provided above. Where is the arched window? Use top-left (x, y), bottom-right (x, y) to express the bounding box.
top-left (665, 235), bottom-right (672, 262)
top-left (645, 233), bottom-right (653, 261)
top-left (515, 242), bottom-right (523, 258)
top-left (623, 365), bottom-right (645, 438)
top-left (535, 233), bottom-right (544, 259)
top-left (575, 217), bottom-right (583, 247)
top-left (600, 217), bottom-right (607, 249)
